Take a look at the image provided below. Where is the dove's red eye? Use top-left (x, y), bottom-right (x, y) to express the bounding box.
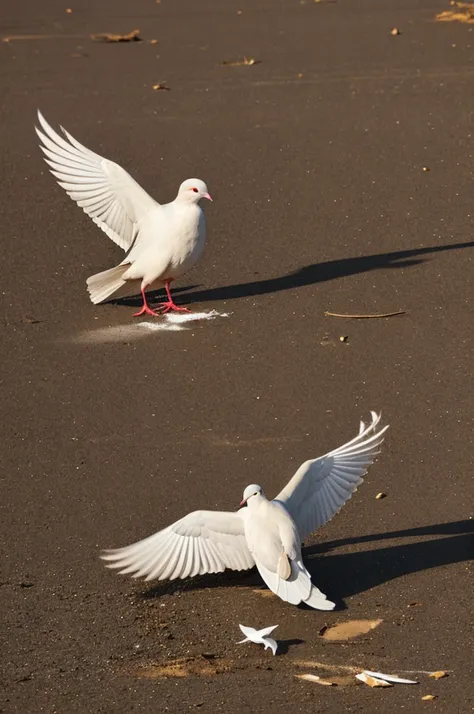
top-left (192, 187), bottom-right (198, 193)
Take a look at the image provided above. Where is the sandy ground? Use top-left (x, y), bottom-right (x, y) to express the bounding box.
top-left (1, 0), bottom-right (473, 712)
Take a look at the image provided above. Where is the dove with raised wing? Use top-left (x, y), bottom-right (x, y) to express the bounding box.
top-left (35, 111), bottom-right (212, 317)
top-left (101, 412), bottom-right (388, 609)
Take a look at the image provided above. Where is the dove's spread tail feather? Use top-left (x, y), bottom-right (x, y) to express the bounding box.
top-left (304, 584), bottom-right (335, 610)
top-left (87, 264), bottom-right (137, 304)
top-left (256, 558), bottom-right (334, 610)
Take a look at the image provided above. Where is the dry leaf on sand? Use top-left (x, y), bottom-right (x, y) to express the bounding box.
top-left (91, 29), bottom-right (142, 42)
top-left (222, 56), bottom-right (260, 67)
top-left (429, 671), bottom-right (448, 679)
top-left (435, 5), bottom-right (474, 22)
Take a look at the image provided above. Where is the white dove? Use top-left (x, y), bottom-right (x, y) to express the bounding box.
top-left (237, 625), bottom-right (279, 655)
top-left (101, 412), bottom-right (388, 609)
top-left (35, 111), bottom-right (212, 317)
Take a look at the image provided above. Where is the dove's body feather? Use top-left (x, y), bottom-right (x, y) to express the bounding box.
top-left (244, 499), bottom-right (299, 571)
top-left (122, 201), bottom-right (206, 284)
top-left (102, 413), bottom-right (388, 609)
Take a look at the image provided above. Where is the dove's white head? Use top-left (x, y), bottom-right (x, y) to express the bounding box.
top-left (176, 178), bottom-right (212, 204)
top-left (240, 484), bottom-right (265, 507)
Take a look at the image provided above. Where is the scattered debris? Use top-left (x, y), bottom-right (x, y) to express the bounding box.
top-left (152, 83), bottom-right (170, 91)
top-left (295, 660), bottom-right (358, 674)
top-left (339, 335), bottom-right (348, 342)
top-left (422, 694), bottom-right (437, 701)
top-left (325, 310), bottom-right (405, 319)
top-left (328, 675), bottom-right (361, 686)
top-left (296, 673), bottom-right (336, 686)
top-left (436, 3), bottom-right (474, 22)
top-left (222, 56), bottom-right (260, 67)
top-left (363, 670), bottom-right (418, 685)
top-left (3, 33), bottom-right (86, 42)
top-left (237, 624), bottom-right (278, 655)
top-left (423, 166), bottom-right (430, 172)
top-left (90, 29), bottom-right (142, 42)
top-left (252, 589), bottom-right (275, 598)
top-left (319, 619), bottom-right (383, 641)
top-left (294, 660), bottom-right (443, 688)
top-left (390, 27), bottom-right (401, 35)
top-left (137, 655), bottom-right (231, 679)
top-left (356, 672), bottom-right (392, 687)
top-left (429, 671), bottom-right (448, 679)
top-left (375, 492), bottom-right (387, 500)
top-left (21, 317), bottom-right (43, 325)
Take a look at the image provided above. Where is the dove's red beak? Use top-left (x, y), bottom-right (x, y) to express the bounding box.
top-left (239, 497), bottom-right (247, 507)
top-left (203, 193), bottom-right (213, 202)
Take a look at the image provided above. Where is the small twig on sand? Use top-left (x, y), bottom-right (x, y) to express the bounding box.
top-left (324, 310), bottom-right (405, 319)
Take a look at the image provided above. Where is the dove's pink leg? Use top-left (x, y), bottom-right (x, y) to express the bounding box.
top-left (156, 280), bottom-right (191, 314)
top-left (132, 287), bottom-right (160, 317)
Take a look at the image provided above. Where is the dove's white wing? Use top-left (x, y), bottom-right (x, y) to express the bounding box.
top-left (274, 412), bottom-right (389, 542)
top-left (238, 625), bottom-right (256, 639)
top-left (257, 625), bottom-right (278, 637)
top-left (35, 110), bottom-right (158, 251)
top-left (101, 510), bottom-right (255, 582)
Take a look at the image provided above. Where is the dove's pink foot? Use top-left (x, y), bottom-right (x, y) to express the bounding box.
top-left (156, 302), bottom-right (192, 315)
top-left (156, 280), bottom-right (191, 314)
top-left (132, 288), bottom-right (160, 318)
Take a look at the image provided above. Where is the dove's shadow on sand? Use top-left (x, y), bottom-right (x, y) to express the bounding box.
top-left (304, 518), bottom-right (474, 604)
top-left (116, 241), bottom-right (474, 308)
top-left (110, 284), bottom-right (199, 307)
top-left (141, 519), bottom-right (473, 607)
top-left (276, 639), bottom-right (305, 654)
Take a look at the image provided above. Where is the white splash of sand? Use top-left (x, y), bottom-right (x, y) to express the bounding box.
top-left (72, 310), bottom-right (230, 343)
top-left (142, 310), bottom-right (230, 327)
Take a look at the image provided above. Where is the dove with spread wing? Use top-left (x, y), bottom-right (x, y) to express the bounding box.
top-left (35, 111), bottom-right (212, 317)
top-left (101, 412), bottom-right (388, 609)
